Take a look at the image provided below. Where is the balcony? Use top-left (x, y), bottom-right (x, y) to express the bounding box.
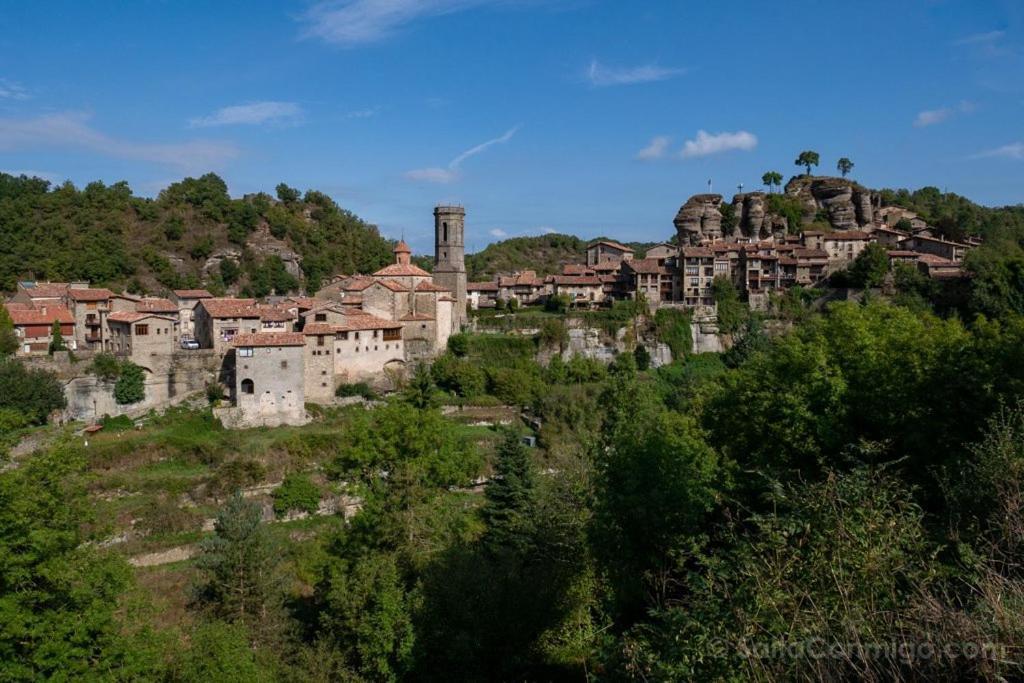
top-left (85, 333), bottom-right (102, 343)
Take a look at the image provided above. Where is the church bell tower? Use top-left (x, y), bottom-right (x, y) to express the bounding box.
top-left (433, 205), bottom-right (467, 330)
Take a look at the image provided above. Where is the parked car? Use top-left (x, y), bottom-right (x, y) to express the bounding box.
top-left (180, 337), bottom-right (200, 350)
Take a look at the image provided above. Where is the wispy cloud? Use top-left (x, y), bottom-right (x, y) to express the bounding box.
top-left (953, 30), bottom-right (1005, 46)
top-left (635, 135), bottom-right (671, 161)
top-left (586, 59), bottom-right (687, 87)
top-left (301, 0), bottom-right (499, 46)
top-left (973, 142), bottom-right (1024, 160)
top-left (913, 100), bottom-right (975, 127)
top-left (0, 79), bottom-right (29, 101)
top-left (345, 106), bottom-right (380, 119)
top-left (406, 125), bottom-right (520, 183)
top-left (680, 130), bottom-right (757, 158)
top-left (0, 111), bottom-right (239, 171)
top-left (489, 228), bottom-right (508, 237)
top-left (189, 101), bottom-right (303, 128)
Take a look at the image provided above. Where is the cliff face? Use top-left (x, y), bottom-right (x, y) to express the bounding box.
top-left (675, 176), bottom-right (876, 243)
top-left (784, 176), bottom-right (874, 230)
top-left (674, 194), bottom-right (724, 245)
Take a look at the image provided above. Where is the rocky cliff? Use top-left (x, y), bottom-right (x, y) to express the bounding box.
top-left (675, 176), bottom-right (876, 243)
top-left (784, 175), bottom-right (874, 230)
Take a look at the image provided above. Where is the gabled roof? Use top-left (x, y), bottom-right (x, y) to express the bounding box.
top-left (136, 297), bottom-right (178, 314)
top-left (5, 303), bottom-right (74, 326)
top-left (623, 258), bottom-right (667, 274)
top-left (199, 297), bottom-right (260, 318)
top-left (68, 288), bottom-right (114, 302)
top-left (374, 279), bottom-right (410, 292)
top-left (552, 275), bottom-right (602, 286)
top-left (172, 289), bottom-right (212, 299)
top-left (18, 282), bottom-right (71, 298)
top-left (467, 281), bottom-right (499, 292)
top-left (372, 262), bottom-right (432, 278)
top-left (592, 261), bottom-right (621, 273)
top-left (232, 332), bottom-right (305, 347)
top-left (562, 264), bottom-right (595, 276)
top-left (108, 311), bottom-right (176, 324)
top-left (399, 312), bottom-right (435, 321)
top-left (588, 239), bottom-right (634, 253)
top-left (823, 230), bottom-right (871, 241)
top-left (681, 247), bottom-right (714, 258)
top-left (303, 312), bottom-right (403, 332)
top-left (257, 305), bottom-right (296, 323)
top-left (286, 296), bottom-right (321, 309)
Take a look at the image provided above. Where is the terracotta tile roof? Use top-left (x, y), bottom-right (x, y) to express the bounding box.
top-left (343, 277), bottom-right (376, 291)
top-left (552, 275), bottom-right (602, 286)
top-left (137, 297), bottom-right (178, 314)
top-left (199, 297), bottom-right (260, 318)
top-left (794, 248), bottom-right (829, 259)
top-left (374, 279), bottom-right (409, 292)
top-left (592, 261), bottom-right (621, 272)
top-left (393, 240), bottom-right (412, 254)
top-left (779, 257), bottom-right (798, 266)
top-left (623, 258), bottom-right (666, 274)
top-left (682, 247), bottom-right (714, 258)
top-left (887, 250), bottom-right (920, 257)
top-left (172, 289), bottom-right (212, 299)
top-left (232, 332), bottom-right (305, 347)
top-left (372, 262), bottom-right (432, 278)
top-left (588, 240), bottom-right (634, 253)
top-left (286, 296), bottom-right (320, 309)
top-left (824, 230), bottom-right (871, 241)
top-left (258, 305), bottom-right (296, 323)
top-left (68, 288), bottom-right (114, 302)
top-left (916, 253), bottom-right (955, 265)
top-left (802, 230), bottom-right (825, 236)
top-left (5, 303), bottom-right (74, 325)
top-left (108, 311), bottom-right (176, 323)
top-left (19, 282), bottom-right (71, 298)
top-left (415, 280), bottom-right (450, 292)
top-left (468, 281), bottom-right (499, 291)
top-left (300, 323), bottom-right (338, 336)
top-left (562, 264), bottom-right (595, 276)
top-left (303, 311), bottom-right (404, 331)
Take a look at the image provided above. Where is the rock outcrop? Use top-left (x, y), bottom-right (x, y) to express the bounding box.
top-left (674, 194), bottom-right (724, 245)
top-left (784, 176), bottom-right (874, 230)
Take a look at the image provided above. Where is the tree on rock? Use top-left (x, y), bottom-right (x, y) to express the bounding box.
top-left (762, 171), bottom-right (783, 193)
top-left (0, 306), bottom-right (17, 356)
top-left (795, 150), bottom-right (820, 176)
top-left (114, 362), bottom-right (145, 404)
top-left (837, 157), bottom-right (854, 177)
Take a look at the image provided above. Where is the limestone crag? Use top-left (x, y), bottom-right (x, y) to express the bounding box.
top-left (674, 194), bottom-right (724, 245)
top-left (784, 176), bottom-right (874, 230)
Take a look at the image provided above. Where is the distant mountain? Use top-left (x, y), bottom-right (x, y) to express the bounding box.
top-left (0, 172), bottom-right (393, 296)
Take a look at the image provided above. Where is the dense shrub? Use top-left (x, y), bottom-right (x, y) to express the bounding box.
top-left (114, 362), bottom-right (145, 404)
top-left (335, 382), bottom-right (377, 400)
top-left (272, 473), bottom-right (321, 517)
top-left (0, 359), bottom-right (66, 424)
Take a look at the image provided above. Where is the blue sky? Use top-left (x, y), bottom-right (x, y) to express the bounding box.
top-left (1, 0), bottom-right (1022, 252)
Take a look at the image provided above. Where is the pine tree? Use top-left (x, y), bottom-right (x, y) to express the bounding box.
top-left (481, 429), bottom-right (536, 556)
top-left (47, 320), bottom-right (65, 354)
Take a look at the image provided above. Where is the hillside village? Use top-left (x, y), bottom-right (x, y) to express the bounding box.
top-left (2, 172), bottom-right (980, 430)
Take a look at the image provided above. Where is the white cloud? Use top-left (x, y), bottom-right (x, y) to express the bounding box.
top-left (301, 0), bottom-right (498, 46)
top-left (189, 101), bottom-right (303, 128)
top-left (913, 100), bottom-right (975, 127)
top-left (540, 227), bottom-right (557, 234)
top-left (405, 125), bottom-right (520, 183)
top-left (0, 111), bottom-right (239, 171)
top-left (586, 59), bottom-right (687, 87)
top-left (489, 228), bottom-right (507, 237)
top-left (973, 142), bottom-right (1024, 160)
top-left (0, 79), bottom-right (29, 100)
top-left (953, 30), bottom-right (1005, 46)
top-left (635, 135), bottom-right (671, 161)
top-left (346, 106), bottom-right (380, 119)
top-left (680, 130), bottom-right (757, 158)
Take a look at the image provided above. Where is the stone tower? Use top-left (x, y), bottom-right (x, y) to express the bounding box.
top-left (433, 205), bottom-right (467, 330)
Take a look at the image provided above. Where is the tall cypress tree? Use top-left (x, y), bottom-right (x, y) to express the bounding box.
top-left (481, 428), bottom-right (536, 556)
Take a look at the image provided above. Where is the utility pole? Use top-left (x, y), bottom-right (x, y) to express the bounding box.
top-left (707, 178), bottom-right (713, 193)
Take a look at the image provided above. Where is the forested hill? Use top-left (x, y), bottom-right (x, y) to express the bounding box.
top-left (0, 172), bottom-right (393, 296)
top-left (465, 234), bottom-right (660, 279)
top-left (878, 186), bottom-right (1024, 242)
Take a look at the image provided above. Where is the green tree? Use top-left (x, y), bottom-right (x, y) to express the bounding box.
top-left (761, 170), bottom-right (783, 193)
top-left (114, 361), bottom-right (145, 404)
top-left (837, 156), bottom-right (855, 177)
top-left (795, 150), bottom-right (820, 176)
top-left (0, 359), bottom-right (66, 424)
top-left (193, 494), bottom-right (286, 644)
top-left (177, 621), bottom-right (268, 682)
top-left (633, 343), bottom-right (651, 371)
top-left (481, 429), bottom-right (536, 556)
top-left (275, 182), bottom-right (301, 204)
top-left (47, 320), bottom-right (65, 354)
top-left (403, 363), bottom-right (437, 410)
top-left (711, 275), bottom-right (744, 334)
top-left (272, 473), bottom-right (320, 517)
top-left (0, 306), bottom-right (17, 356)
top-left (846, 242), bottom-right (890, 288)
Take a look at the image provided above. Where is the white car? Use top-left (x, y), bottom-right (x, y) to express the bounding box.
top-left (180, 338), bottom-right (200, 350)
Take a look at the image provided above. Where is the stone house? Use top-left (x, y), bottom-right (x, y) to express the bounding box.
top-left (497, 270), bottom-right (546, 305)
top-left (231, 332), bottom-right (306, 427)
top-left (170, 289), bottom-right (212, 338)
top-left (681, 247), bottom-right (718, 307)
top-left (4, 302), bottom-right (75, 355)
top-left (586, 240), bottom-right (634, 268)
top-left (551, 275), bottom-right (604, 305)
top-left (66, 288), bottom-right (115, 351)
top-left (821, 231), bottom-right (871, 264)
top-left (106, 311), bottom-right (177, 365)
top-left (902, 234), bottom-right (969, 263)
top-left (621, 258), bottom-right (674, 303)
top-left (194, 298), bottom-right (261, 354)
top-left (467, 282), bottom-right (499, 309)
top-left (302, 312), bottom-right (405, 402)
top-left (644, 243), bottom-right (677, 262)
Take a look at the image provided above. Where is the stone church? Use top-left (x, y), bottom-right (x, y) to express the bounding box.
top-left (314, 204), bottom-right (468, 359)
